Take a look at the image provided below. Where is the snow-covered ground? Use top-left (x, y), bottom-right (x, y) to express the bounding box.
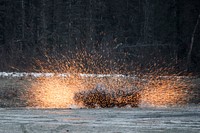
top-left (0, 72), bottom-right (132, 78)
top-left (0, 107), bottom-right (199, 133)
top-left (0, 72), bottom-right (195, 79)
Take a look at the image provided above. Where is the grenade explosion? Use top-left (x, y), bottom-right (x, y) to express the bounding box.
top-left (25, 51), bottom-right (191, 108)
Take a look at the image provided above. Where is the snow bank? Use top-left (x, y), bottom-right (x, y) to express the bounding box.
top-left (0, 72), bottom-right (195, 79)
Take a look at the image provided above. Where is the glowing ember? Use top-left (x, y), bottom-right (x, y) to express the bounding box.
top-left (140, 78), bottom-right (189, 107)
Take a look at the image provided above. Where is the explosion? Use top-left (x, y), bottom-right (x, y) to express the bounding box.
top-left (25, 74), bottom-right (191, 108)
top-left (24, 50), bottom-right (192, 108)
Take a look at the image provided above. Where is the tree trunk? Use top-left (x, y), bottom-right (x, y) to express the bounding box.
top-left (21, 0), bottom-right (25, 52)
top-left (41, 0), bottom-right (47, 46)
top-left (186, 14), bottom-right (200, 71)
top-left (21, 0), bottom-right (25, 40)
top-left (174, 0), bottom-right (180, 64)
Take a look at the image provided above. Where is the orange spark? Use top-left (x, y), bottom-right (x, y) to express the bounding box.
top-left (140, 78), bottom-right (189, 107)
top-left (26, 50), bottom-right (192, 108)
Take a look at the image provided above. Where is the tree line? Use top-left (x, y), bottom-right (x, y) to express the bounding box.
top-left (0, 0), bottom-right (199, 74)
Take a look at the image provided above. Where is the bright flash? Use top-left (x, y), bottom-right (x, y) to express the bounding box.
top-left (27, 76), bottom-right (83, 108)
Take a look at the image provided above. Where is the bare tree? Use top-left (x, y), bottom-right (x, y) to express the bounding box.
top-left (187, 14), bottom-right (200, 71)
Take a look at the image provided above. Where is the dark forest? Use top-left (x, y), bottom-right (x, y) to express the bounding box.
top-left (0, 0), bottom-right (200, 75)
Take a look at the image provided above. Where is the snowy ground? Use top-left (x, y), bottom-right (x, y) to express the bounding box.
top-left (0, 72), bottom-right (131, 78)
top-left (0, 72), bottom-right (196, 79)
top-left (0, 106), bottom-right (199, 133)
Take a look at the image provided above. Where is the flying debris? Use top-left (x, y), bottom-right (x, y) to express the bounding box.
top-left (74, 84), bottom-right (141, 108)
